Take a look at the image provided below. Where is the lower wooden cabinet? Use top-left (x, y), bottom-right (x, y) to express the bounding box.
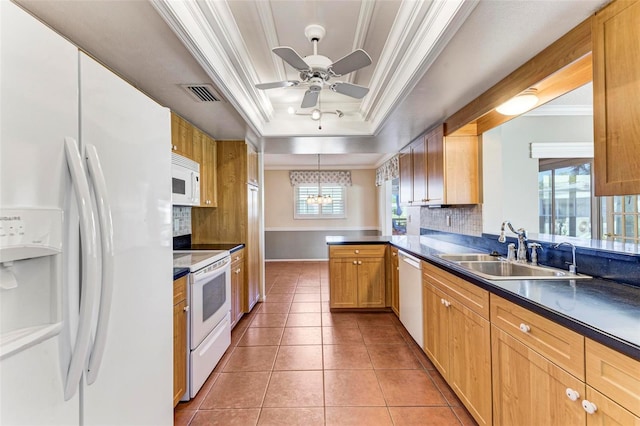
top-left (422, 276), bottom-right (492, 426)
top-left (230, 248), bottom-right (245, 328)
top-left (390, 247), bottom-right (399, 315)
top-left (172, 276), bottom-right (188, 407)
top-left (492, 325), bottom-right (586, 426)
top-left (329, 245), bottom-right (386, 309)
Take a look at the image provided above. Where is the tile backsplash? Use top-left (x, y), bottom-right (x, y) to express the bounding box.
top-left (173, 206), bottom-right (191, 237)
top-left (420, 204), bottom-right (482, 236)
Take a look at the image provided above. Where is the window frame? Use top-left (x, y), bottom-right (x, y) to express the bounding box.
top-left (293, 183), bottom-right (347, 220)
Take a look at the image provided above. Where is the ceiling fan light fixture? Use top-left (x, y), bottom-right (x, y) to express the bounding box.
top-left (496, 89), bottom-right (539, 115)
top-left (311, 109), bottom-right (322, 120)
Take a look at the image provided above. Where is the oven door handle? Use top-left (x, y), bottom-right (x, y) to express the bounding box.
top-left (192, 257), bottom-right (230, 283)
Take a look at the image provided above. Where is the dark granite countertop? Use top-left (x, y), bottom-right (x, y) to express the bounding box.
top-left (327, 235), bottom-right (640, 360)
top-left (189, 243), bottom-right (245, 253)
top-left (173, 267), bottom-right (189, 281)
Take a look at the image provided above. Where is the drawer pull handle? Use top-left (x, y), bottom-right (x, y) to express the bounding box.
top-left (183, 306), bottom-right (190, 312)
top-left (582, 400), bottom-right (597, 415)
top-left (441, 299), bottom-right (451, 308)
top-left (519, 323), bottom-right (531, 333)
top-left (565, 388), bottom-right (580, 401)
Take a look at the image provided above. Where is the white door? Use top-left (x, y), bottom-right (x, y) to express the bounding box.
top-left (0, 2), bottom-right (80, 424)
top-left (78, 53), bottom-right (174, 425)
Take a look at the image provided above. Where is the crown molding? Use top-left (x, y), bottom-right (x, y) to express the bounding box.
top-left (151, 0), bottom-right (269, 134)
top-left (254, 0), bottom-right (287, 82)
top-left (362, 0), bottom-right (478, 133)
top-left (347, 0), bottom-right (376, 84)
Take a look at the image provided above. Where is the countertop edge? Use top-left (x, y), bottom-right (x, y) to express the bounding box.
top-left (173, 267), bottom-right (189, 281)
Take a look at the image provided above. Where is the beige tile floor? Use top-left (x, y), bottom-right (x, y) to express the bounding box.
top-left (175, 261), bottom-right (478, 426)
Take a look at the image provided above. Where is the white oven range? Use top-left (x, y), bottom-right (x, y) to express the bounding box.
top-left (173, 250), bottom-right (231, 400)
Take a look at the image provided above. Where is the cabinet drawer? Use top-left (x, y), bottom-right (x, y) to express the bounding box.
top-left (422, 261), bottom-right (489, 319)
top-left (330, 245), bottom-right (386, 258)
top-left (231, 248), bottom-right (245, 265)
top-left (490, 294), bottom-right (585, 380)
top-left (173, 275), bottom-right (187, 305)
top-left (586, 339), bottom-right (640, 417)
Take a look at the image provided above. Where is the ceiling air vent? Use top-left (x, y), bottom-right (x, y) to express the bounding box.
top-left (181, 84), bottom-right (222, 102)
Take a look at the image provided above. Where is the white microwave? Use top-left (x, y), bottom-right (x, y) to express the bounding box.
top-left (171, 153), bottom-right (200, 206)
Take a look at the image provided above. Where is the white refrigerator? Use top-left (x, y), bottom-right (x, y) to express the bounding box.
top-left (0, 2), bottom-right (173, 424)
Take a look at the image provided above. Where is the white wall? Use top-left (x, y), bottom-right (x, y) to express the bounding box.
top-left (482, 115), bottom-right (593, 235)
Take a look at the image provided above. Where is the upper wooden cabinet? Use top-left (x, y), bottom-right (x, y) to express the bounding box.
top-left (198, 132), bottom-right (217, 207)
top-left (399, 124), bottom-right (480, 206)
top-left (170, 112), bottom-right (193, 158)
top-left (593, 0), bottom-right (640, 196)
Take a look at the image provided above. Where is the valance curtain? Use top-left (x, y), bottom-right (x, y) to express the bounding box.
top-left (289, 170), bottom-right (352, 187)
top-left (375, 154), bottom-right (399, 186)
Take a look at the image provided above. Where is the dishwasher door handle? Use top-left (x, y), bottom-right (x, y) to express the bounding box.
top-left (399, 252), bottom-right (421, 269)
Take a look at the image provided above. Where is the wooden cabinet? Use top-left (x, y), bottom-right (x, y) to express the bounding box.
top-left (389, 247), bottom-right (399, 315)
top-left (170, 112), bottom-right (193, 158)
top-left (492, 325), bottom-right (586, 426)
top-left (593, 0), bottom-right (640, 196)
top-left (329, 245), bottom-right (386, 309)
top-left (398, 124), bottom-right (479, 205)
top-left (172, 276), bottom-right (187, 407)
top-left (230, 248), bottom-right (245, 328)
top-left (422, 262), bottom-right (491, 426)
top-left (198, 132), bottom-right (217, 207)
top-left (585, 339), bottom-right (640, 424)
top-left (192, 140), bottom-right (262, 314)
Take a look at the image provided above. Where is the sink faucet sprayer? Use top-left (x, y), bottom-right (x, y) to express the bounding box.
top-left (552, 242), bottom-right (578, 274)
top-left (498, 221), bottom-right (528, 263)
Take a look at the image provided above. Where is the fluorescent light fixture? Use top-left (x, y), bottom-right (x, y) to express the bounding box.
top-left (496, 89), bottom-right (539, 115)
top-left (311, 109), bottom-right (322, 120)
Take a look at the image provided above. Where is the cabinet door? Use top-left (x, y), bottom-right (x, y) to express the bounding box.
top-left (357, 257), bottom-right (385, 308)
top-left (585, 386), bottom-right (640, 426)
top-left (201, 135), bottom-right (217, 207)
top-left (399, 147), bottom-right (413, 204)
top-left (173, 299), bottom-right (187, 407)
top-left (245, 185), bottom-right (260, 312)
top-left (391, 249), bottom-right (399, 315)
top-left (491, 325), bottom-right (585, 426)
top-left (444, 135), bottom-right (480, 204)
top-left (170, 113), bottom-right (193, 158)
top-left (412, 138), bottom-right (427, 204)
top-left (329, 258), bottom-right (359, 308)
top-left (231, 260), bottom-right (244, 327)
top-left (422, 282), bottom-right (450, 378)
top-left (593, 0), bottom-right (640, 196)
top-left (425, 125), bottom-right (444, 204)
top-left (449, 299), bottom-right (492, 426)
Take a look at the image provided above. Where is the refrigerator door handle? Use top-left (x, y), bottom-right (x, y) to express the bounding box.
top-left (84, 144), bottom-right (115, 385)
top-left (63, 137), bottom-right (100, 401)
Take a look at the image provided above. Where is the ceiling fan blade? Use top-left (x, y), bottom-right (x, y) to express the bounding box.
top-left (329, 49), bottom-right (372, 76)
top-left (255, 80), bottom-right (300, 90)
top-left (331, 82), bottom-right (369, 99)
top-left (301, 90), bottom-right (319, 108)
top-left (272, 46), bottom-right (310, 72)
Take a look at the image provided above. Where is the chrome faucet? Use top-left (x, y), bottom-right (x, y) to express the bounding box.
top-left (499, 221), bottom-right (528, 263)
top-left (528, 242), bottom-right (543, 266)
top-left (552, 242), bottom-right (577, 274)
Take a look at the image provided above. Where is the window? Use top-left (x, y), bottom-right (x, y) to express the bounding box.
top-left (538, 159), bottom-right (593, 238)
top-left (294, 184), bottom-right (346, 219)
top-left (601, 195), bottom-right (640, 243)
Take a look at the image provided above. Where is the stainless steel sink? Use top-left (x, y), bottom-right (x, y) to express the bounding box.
top-left (455, 261), bottom-right (591, 280)
top-left (438, 253), bottom-right (502, 262)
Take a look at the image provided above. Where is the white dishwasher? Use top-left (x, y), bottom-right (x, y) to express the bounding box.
top-left (398, 250), bottom-right (423, 347)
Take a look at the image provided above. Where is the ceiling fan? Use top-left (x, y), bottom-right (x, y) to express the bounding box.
top-left (255, 24), bottom-right (372, 109)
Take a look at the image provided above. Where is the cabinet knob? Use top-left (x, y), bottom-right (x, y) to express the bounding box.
top-left (183, 305), bottom-right (190, 312)
top-left (235, 269), bottom-right (241, 274)
top-left (358, 261), bottom-right (362, 265)
top-left (354, 249), bottom-right (360, 254)
top-left (392, 252), bottom-right (396, 256)
top-left (565, 388), bottom-right (580, 401)
top-left (353, 260), bottom-right (357, 265)
top-left (519, 323), bottom-right (531, 333)
top-left (441, 298), bottom-right (451, 308)
top-left (173, 145), bottom-right (177, 150)
top-left (582, 400), bottom-right (597, 415)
